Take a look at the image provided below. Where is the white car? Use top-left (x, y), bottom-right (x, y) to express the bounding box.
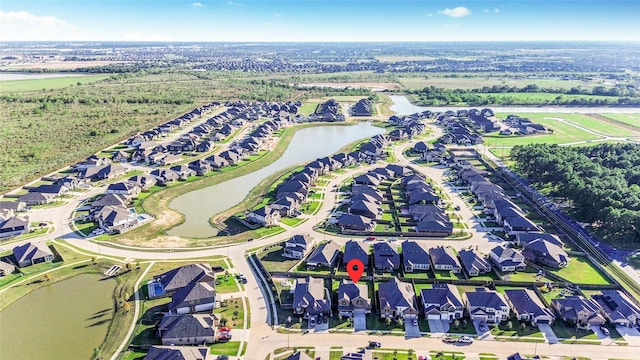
top-left (458, 336), bottom-right (473, 344)
top-left (93, 228), bottom-right (105, 235)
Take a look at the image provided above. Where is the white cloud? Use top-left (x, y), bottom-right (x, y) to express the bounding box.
top-left (123, 32), bottom-right (173, 41)
top-left (483, 9), bottom-right (489, 13)
top-left (265, 22), bottom-right (273, 26)
top-left (427, 13), bottom-right (433, 17)
top-left (274, 12), bottom-right (281, 17)
top-left (438, 6), bottom-right (471, 18)
top-left (192, 2), bottom-right (205, 7)
top-left (494, 8), bottom-right (500, 13)
top-left (0, 11), bottom-right (83, 41)
top-left (226, 0), bottom-right (241, 6)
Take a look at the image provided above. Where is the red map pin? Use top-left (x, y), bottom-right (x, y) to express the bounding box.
top-left (346, 259), bottom-right (365, 283)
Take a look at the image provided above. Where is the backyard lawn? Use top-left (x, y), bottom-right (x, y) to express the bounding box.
top-left (257, 244), bottom-right (298, 273)
top-left (209, 341), bottom-right (241, 356)
top-left (279, 217), bottom-right (307, 227)
top-left (490, 318), bottom-right (543, 338)
top-left (550, 257), bottom-right (611, 285)
top-left (215, 273), bottom-right (240, 293)
top-left (215, 297), bottom-right (246, 329)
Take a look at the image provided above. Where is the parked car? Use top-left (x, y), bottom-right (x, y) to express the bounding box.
top-left (479, 322), bottom-right (486, 330)
top-left (600, 326), bottom-right (610, 336)
top-left (442, 336), bottom-right (457, 344)
top-left (366, 236), bottom-right (376, 241)
top-left (458, 336), bottom-right (474, 344)
top-left (388, 237), bottom-right (398, 242)
top-left (368, 341), bottom-right (381, 348)
top-left (413, 319), bottom-right (418, 326)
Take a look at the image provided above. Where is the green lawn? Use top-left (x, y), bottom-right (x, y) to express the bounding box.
top-left (551, 322), bottom-right (599, 340)
top-left (216, 273), bottom-right (240, 294)
top-left (209, 341), bottom-right (241, 356)
top-left (216, 297), bottom-right (245, 329)
top-left (302, 201), bottom-right (321, 215)
top-left (429, 351), bottom-right (466, 360)
top-left (76, 221), bottom-right (98, 236)
top-left (0, 75), bottom-right (111, 93)
top-left (559, 114), bottom-right (640, 137)
top-left (372, 351), bottom-right (419, 360)
top-left (255, 226), bottom-right (285, 238)
top-left (120, 351), bottom-right (147, 360)
top-left (366, 316), bottom-right (405, 331)
top-left (601, 113), bottom-right (640, 130)
top-left (257, 244), bottom-right (299, 273)
top-left (330, 350), bottom-right (344, 360)
top-left (433, 270), bottom-right (465, 280)
top-left (280, 217), bottom-right (307, 227)
top-left (501, 266), bottom-right (547, 282)
top-left (549, 257), bottom-right (612, 285)
top-left (490, 318), bottom-right (543, 338)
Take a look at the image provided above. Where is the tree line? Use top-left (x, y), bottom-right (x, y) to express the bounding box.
top-left (511, 143), bottom-right (640, 243)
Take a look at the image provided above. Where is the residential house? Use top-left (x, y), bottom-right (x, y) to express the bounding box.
top-left (90, 193), bottom-right (128, 214)
top-left (336, 214), bottom-right (375, 232)
top-left (150, 169), bottom-right (180, 185)
top-left (504, 289), bottom-right (555, 324)
top-left (337, 280), bottom-right (371, 318)
top-left (0, 201), bottom-right (27, 212)
top-left (458, 249), bottom-right (492, 277)
top-left (402, 241), bottom-right (431, 273)
top-left (465, 288), bottom-right (510, 324)
top-left (169, 280), bottom-right (216, 314)
top-left (306, 241), bottom-right (340, 268)
top-left (592, 290), bottom-right (640, 328)
top-left (378, 277), bottom-right (418, 319)
top-left (30, 184), bottom-right (69, 197)
top-left (204, 154), bottom-right (229, 169)
top-left (128, 174), bottom-right (157, 191)
top-left (0, 260), bottom-right (16, 276)
top-left (342, 240), bottom-right (370, 269)
top-left (112, 150), bottom-right (130, 163)
top-left (18, 192), bottom-right (56, 205)
top-left (429, 246), bottom-right (461, 273)
top-left (144, 346), bottom-right (209, 360)
top-left (282, 234), bottom-right (315, 260)
top-left (522, 239), bottom-right (569, 268)
top-left (551, 296), bottom-right (606, 327)
top-left (489, 245), bottom-right (526, 272)
top-left (188, 160), bottom-right (212, 176)
top-left (147, 263), bottom-right (215, 298)
top-left (348, 199), bottom-right (380, 220)
top-left (0, 216), bottom-right (30, 238)
top-left (292, 277), bottom-right (331, 319)
top-left (106, 182), bottom-right (140, 197)
top-left (170, 165), bottom-right (196, 180)
top-left (515, 232), bottom-right (563, 247)
top-left (80, 164), bottom-right (125, 181)
top-left (95, 205), bottom-right (139, 234)
top-left (12, 242), bottom-right (54, 267)
top-left (421, 284), bottom-right (464, 321)
top-left (271, 196), bottom-right (300, 218)
top-left (373, 242), bottom-right (400, 273)
top-left (286, 352), bottom-right (313, 360)
top-left (157, 313), bottom-right (217, 345)
top-left (246, 205), bottom-right (281, 227)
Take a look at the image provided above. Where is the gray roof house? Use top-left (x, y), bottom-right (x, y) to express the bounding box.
top-left (144, 346), bottom-right (209, 360)
top-left (378, 277), bottom-right (418, 319)
top-left (489, 245), bottom-right (526, 273)
top-left (421, 284), bottom-right (464, 321)
top-left (465, 288), bottom-right (510, 324)
top-left (551, 296), bottom-right (606, 327)
top-left (515, 232), bottom-right (563, 247)
top-left (13, 242), bottom-right (54, 267)
top-left (429, 246), bottom-right (461, 273)
top-left (402, 240), bottom-right (431, 272)
top-left (147, 263), bottom-right (215, 298)
top-left (348, 199), bottom-right (381, 219)
top-left (286, 352), bottom-right (313, 360)
top-left (18, 191), bottom-right (56, 205)
top-left (373, 242), bottom-right (400, 273)
top-left (0, 216), bottom-right (30, 238)
top-left (504, 289), bottom-right (555, 324)
top-left (458, 249), bottom-right (491, 277)
top-left (592, 290), bottom-right (640, 327)
top-left (522, 239), bottom-right (569, 268)
top-left (337, 213), bottom-right (375, 232)
top-left (283, 234), bottom-right (315, 260)
top-left (293, 277), bottom-right (331, 318)
top-left (0, 260), bottom-right (16, 276)
top-left (337, 280), bottom-right (371, 318)
top-left (157, 313), bottom-right (217, 345)
top-left (342, 240), bottom-right (369, 268)
top-left (306, 241), bottom-right (340, 268)
top-left (169, 280), bottom-right (216, 314)
top-left (247, 205), bottom-right (281, 227)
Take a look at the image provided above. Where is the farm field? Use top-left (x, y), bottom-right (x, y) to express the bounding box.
top-left (0, 75), bottom-right (112, 92)
top-left (558, 114), bottom-right (640, 137)
top-left (600, 113), bottom-right (640, 130)
top-left (396, 74), bottom-right (615, 90)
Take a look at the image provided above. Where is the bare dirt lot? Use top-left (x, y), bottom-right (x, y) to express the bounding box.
top-left (2, 60), bottom-right (131, 70)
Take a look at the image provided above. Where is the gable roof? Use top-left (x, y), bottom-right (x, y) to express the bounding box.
top-left (522, 239), bottom-right (569, 267)
top-left (13, 242), bottom-right (53, 264)
top-left (421, 283), bottom-right (463, 308)
top-left (429, 246), bottom-right (460, 268)
top-left (169, 281), bottom-right (216, 311)
top-left (293, 277), bottom-right (330, 315)
top-left (337, 280), bottom-right (370, 304)
top-left (592, 290), bottom-right (640, 323)
top-left (158, 313), bottom-right (216, 340)
top-left (342, 240), bottom-right (369, 266)
top-left (154, 263), bottom-right (214, 293)
top-left (307, 241), bottom-right (340, 266)
top-left (465, 289), bottom-right (508, 310)
top-left (458, 249), bottom-right (491, 274)
top-left (144, 346), bottom-right (208, 360)
top-left (373, 242), bottom-right (400, 269)
top-left (402, 240), bottom-right (430, 267)
top-left (378, 277), bottom-right (416, 312)
top-left (504, 289), bottom-right (554, 319)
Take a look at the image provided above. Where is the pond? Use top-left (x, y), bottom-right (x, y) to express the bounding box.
top-left (168, 121), bottom-right (384, 238)
top-left (0, 273), bottom-right (116, 360)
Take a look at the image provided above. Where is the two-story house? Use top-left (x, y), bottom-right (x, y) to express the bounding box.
top-left (337, 280), bottom-right (372, 319)
top-left (489, 245), bottom-right (526, 272)
top-left (421, 284), bottom-right (464, 322)
top-left (378, 277), bottom-right (418, 320)
top-left (551, 296), bottom-right (605, 328)
top-left (282, 234), bottom-right (315, 260)
top-left (465, 288), bottom-right (510, 324)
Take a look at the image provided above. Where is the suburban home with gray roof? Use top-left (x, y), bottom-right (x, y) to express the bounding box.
top-left (90, 193), bottom-right (129, 214)
top-left (342, 240), bottom-right (369, 268)
top-left (247, 205), bottom-right (281, 227)
top-left (157, 313), bottom-right (217, 345)
top-left (95, 205), bottom-right (139, 234)
top-left (522, 239), bottom-right (569, 268)
top-left (147, 263), bottom-right (215, 298)
top-left (373, 242), bottom-right (400, 273)
top-left (18, 191), bottom-right (56, 205)
top-left (144, 346), bottom-right (209, 360)
top-left (286, 351), bottom-right (313, 360)
top-left (489, 245), bottom-right (526, 272)
top-left (292, 277), bottom-right (331, 319)
top-left (0, 201), bottom-right (27, 212)
top-left (421, 284), bottom-right (464, 321)
top-left (337, 213), bottom-right (375, 232)
top-left (515, 232), bottom-right (563, 247)
top-left (12, 242), bottom-right (54, 267)
top-left (169, 280), bottom-right (216, 314)
top-left (271, 196), bottom-right (300, 217)
top-left (306, 241), bottom-right (340, 268)
top-left (592, 290), bottom-right (640, 328)
top-left (349, 199), bottom-right (381, 219)
top-left (0, 260), bottom-right (16, 276)
top-left (458, 249), bottom-right (491, 277)
top-left (0, 216), bottom-right (30, 238)
top-left (504, 289), bottom-right (555, 324)
top-left (128, 174), bottom-right (157, 191)
top-left (106, 182), bottom-right (140, 197)
top-left (282, 234), bottom-right (315, 260)
top-left (337, 280), bottom-right (371, 318)
top-left (378, 277), bottom-right (418, 319)
top-left (402, 240), bottom-right (431, 272)
top-left (551, 296), bottom-right (605, 328)
top-left (464, 288), bottom-right (510, 324)
top-left (429, 246), bottom-right (461, 273)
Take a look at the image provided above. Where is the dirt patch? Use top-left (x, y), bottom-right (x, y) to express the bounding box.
top-left (3, 60), bottom-right (131, 70)
top-left (297, 82), bottom-right (400, 90)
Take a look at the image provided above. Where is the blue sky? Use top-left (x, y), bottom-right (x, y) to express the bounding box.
top-left (1, 1), bottom-right (638, 42)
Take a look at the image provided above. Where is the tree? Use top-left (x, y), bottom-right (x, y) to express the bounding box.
top-left (453, 319), bottom-right (460, 329)
top-left (43, 273), bottom-right (51, 281)
top-left (385, 317), bottom-right (392, 326)
top-left (91, 257), bottom-right (96, 265)
top-left (220, 317), bottom-right (228, 326)
top-left (125, 262), bottom-right (131, 270)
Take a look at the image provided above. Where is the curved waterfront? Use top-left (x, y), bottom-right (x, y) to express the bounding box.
top-left (168, 122), bottom-right (384, 238)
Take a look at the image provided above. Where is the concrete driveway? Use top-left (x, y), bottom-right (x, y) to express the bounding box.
top-left (428, 319), bottom-right (447, 333)
top-left (538, 323), bottom-right (559, 344)
top-left (405, 318), bottom-right (421, 338)
top-left (353, 311), bottom-right (366, 332)
top-left (590, 325), bottom-right (609, 339)
top-left (616, 325), bottom-right (640, 346)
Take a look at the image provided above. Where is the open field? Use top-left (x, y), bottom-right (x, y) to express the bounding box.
top-left (0, 75), bottom-right (112, 92)
top-left (558, 114), bottom-right (640, 137)
top-left (487, 114), bottom-right (601, 147)
top-left (1, 60), bottom-right (131, 70)
top-left (601, 113), bottom-right (640, 129)
top-left (396, 74), bottom-right (615, 90)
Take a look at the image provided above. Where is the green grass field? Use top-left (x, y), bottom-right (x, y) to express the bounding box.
top-left (549, 256), bottom-right (612, 285)
top-left (0, 75), bottom-right (111, 93)
top-left (558, 114), bottom-right (640, 137)
top-left (396, 74), bottom-right (612, 90)
top-left (601, 113), bottom-right (640, 129)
